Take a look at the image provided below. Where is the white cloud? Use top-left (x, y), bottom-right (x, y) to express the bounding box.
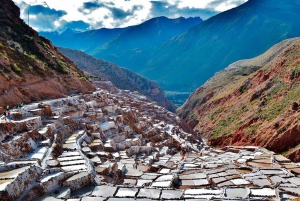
top-left (12, 0), bottom-right (247, 31)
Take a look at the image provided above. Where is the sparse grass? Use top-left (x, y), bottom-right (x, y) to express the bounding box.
top-left (79, 77), bottom-right (88, 82)
top-left (208, 106), bottom-right (225, 121)
top-left (256, 82), bottom-right (300, 121)
top-left (262, 135), bottom-right (267, 141)
top-left (24, 51), bottom-right (38, 61)
top-left (239, 84), bottom-right (247, 94)
top-left (0, 50), bottom-right (9, 60)
top-left (12, 63), bottom-right (22, 74)
top-left (57, 60), bottom-right (69, 74)
top-left (188, 113), bottom-right (198, 120)
top-left (211, 108), bottom-right (243, 138)
top-left (246, 122), bottom-right (261, 137)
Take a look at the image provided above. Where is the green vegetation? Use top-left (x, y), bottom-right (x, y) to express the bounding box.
top-left (239, 84), bottom-right (247, 94)
top-left (188, 113), bottom-right (198, 120)
top-left (281, 151), bottom-right (287, 156)
top-left (290, 69), bottom-right (298, 80)
top-left (24, 51), bottom-right (38, 61)
top-left (79, 77), bottom-right (88, 82)
top-left (57, 60), bottom-right (69, 74)
top-left (208, 107), bottom-right (225, 122)
top-left (211, 107), bottom-right (244, 138)
top-left (165, 91), bottom-right (191, 107)
top-left (246, 123), bottom-right (261, 137)
top-left (256, 82), bottom-right (300, 121)
top-left (0, 49), bottom-right (9, 60)
top-left (87, 74), bottom-right (101, 80)
top-left (12, 63), bottom-right (22, 74)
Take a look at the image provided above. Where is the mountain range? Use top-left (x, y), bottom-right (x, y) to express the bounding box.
top-left (41, 0), bottom-right (300, 94)
top-left (140, 0), bottom-right (300, 91)
top-left (40, 16), bottom-right (202, 62)
top-left (40, 27), bottom-right (131, 53)
top-left (0, 0), bottom-right (94, 106)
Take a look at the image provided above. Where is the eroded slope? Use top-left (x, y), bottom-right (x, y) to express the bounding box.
top-left (0, 0), bottom-right (94, 106)
top-left (178, 38), bottom-right (300, 161)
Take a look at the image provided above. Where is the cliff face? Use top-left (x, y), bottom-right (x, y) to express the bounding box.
top-left (178, 37), bottom-right (300, 161)
top-left (0, 0), bottom-right (94, 106)
top-left (58, 47), bottom-right (176, 112)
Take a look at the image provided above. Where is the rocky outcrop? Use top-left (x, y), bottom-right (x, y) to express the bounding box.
top-left (0, 0), bottom-right (94, 107)
top-left (58, 47), bottom-right (176, 112)
top-left (177, 37), bottom-right (300, 162)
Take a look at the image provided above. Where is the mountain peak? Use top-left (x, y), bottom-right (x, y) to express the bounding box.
top-left (59, 28), bottom-right (81, 37)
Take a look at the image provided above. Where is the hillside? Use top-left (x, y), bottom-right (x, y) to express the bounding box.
top-left (177, 37), bottom-right (300, 161)
top-left (0, 0), bottom-right (94, 106)
top-left (90, 16), bottom-right (202, 71)
top-left (131, 0), bottom-right (300, 92)
top-left (58, 47), bottom-right (176, 112)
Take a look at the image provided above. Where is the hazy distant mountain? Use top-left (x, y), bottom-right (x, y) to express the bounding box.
top-left (140, 0), bottom-right (300, 91)
top-left (89, 16), bottom-right (203, 70)
top-left (59, 47), bottom-right (176, 112)
top-left (40, 16), bottom-right (202, 57)
top-left (40, 27), bottom-right (130, 52)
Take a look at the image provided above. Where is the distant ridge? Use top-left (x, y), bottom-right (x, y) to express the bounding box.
top-left (139, 0), bottom-right (300, 91)
top-left (59, 47), bottom-right (177, 112)
top-left (40, 27), bottom-right (130, 53)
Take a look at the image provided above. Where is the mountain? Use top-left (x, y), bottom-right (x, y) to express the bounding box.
top-left (58, 47), bottom-right (176, 112)
top-left (89, 16), bottom-right (203, 71)
top-left (40, 16), bottom-right (202, 73)
top-left (58, 28), bottom-right (81, 37)
top-left (0, 0), bottom-right (94, 106)
top-left (109, 0), bottom-right (300, 92)
top-left (40, 27), bottom-right (130, 53)
top-left (177, 37), bottom-right (300, 161)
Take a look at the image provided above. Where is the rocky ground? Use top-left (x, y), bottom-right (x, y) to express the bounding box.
top-left (0, 82), bottom-right (300, 201)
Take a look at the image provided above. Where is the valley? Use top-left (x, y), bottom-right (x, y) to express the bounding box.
top-left (1, 0), bottom-right (300, 200)
top-left (165, 91), bottom-right (192, 107)
top-left (39, 0), bottom-right (300, 94)
top-left (1, 82), bottom-right (300, 200)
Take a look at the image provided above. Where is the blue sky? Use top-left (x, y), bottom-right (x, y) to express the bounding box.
top-left (12, 0), bottom-right (247, 32)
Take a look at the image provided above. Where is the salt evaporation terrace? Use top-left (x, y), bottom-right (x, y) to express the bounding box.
top-left (1, 83), bottom-right (300, 200)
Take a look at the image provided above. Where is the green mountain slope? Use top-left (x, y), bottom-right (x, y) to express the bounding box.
top-left (90, 17), bottom-right (202, 72)
top-left (38, 0), bottom-right (300, 95)
top-left (132, 0), bottom-right (300, 91)
top-left (59, 47), bottom-right (176, 112)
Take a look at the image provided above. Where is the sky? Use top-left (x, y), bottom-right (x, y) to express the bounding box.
top-left (12, 0), bottom-right (248, 32)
